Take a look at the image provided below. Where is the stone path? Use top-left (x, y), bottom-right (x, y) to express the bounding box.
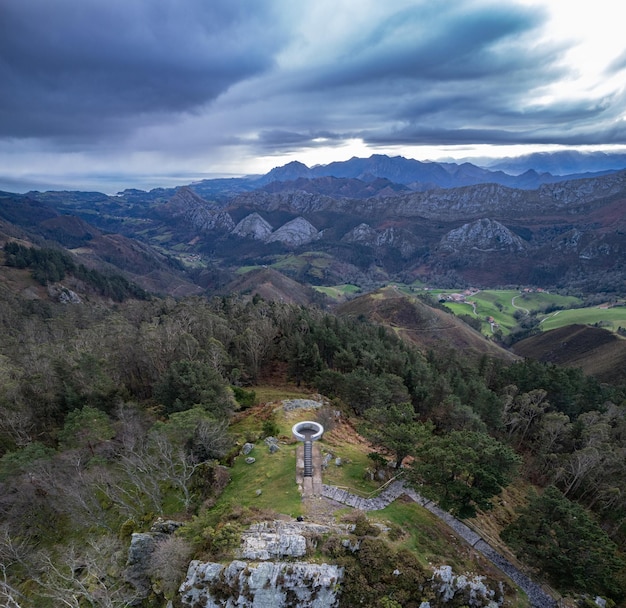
top-left (321, 481), bottom-right (556, 608)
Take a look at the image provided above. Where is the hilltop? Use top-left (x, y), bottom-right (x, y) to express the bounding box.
top-left (337, 286), bottom-right (516, 362)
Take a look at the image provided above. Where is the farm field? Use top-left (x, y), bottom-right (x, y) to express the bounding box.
top-left (414, 288), bottom-right (626, 337)
top-left (421, 289), bottom-right (578, 336)
top-left (540, 306), bottom-right (626, 332)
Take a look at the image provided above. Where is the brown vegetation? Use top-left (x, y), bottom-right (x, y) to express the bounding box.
top-left (513, 324), bottom-right (626, 383)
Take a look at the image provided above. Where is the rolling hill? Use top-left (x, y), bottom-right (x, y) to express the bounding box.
top-left (337, 286), bottom-right (517, 361)
top-left (512, 324), bottom-right (626, 384)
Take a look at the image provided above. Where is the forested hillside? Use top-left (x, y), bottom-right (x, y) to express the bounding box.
top-left (1, 258), bottom-right (625, 604)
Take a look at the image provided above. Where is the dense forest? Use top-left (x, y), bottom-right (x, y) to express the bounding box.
top-left (1, 271), bottom-right (625, 605)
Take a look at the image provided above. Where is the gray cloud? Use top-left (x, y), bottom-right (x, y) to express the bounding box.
top-left (1, 0), bottom-right (625, 190)
top-left (309, 2), bottom-right (547, 86)
top-left (0, 0), bottom-right (285, 139)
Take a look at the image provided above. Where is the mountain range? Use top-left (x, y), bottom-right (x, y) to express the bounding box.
top-left (1, 151), bottom-right (625, 299)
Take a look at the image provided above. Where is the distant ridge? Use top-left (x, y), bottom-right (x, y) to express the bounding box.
top-left (483, 150), bottom-right (626, 176)
top-left (246, 153), bottom-right (624, 192)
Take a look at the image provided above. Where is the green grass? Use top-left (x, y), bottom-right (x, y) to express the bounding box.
top-left (234, 265), bottom-right (259, 274)
top-left (321, 442), bottom-right (380, 496)
top-left (425, 289), bottom-right (596, 336)
top-left (271, 255), bottom-right (308, 272)
top-left (217, 442), bottom-right (303, 517)
top-left (313, 284), bottom-right (362, 300)
top-left (373, 500), bottom-right (471, 571)
top-left (540, 306), bottom-right (626, 332)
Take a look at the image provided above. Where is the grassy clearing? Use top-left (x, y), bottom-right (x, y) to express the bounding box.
top-left (313, 284), bottom-right (362, 301)
top-left (222, 395), bottom-right (384, 518)
top-left (541, 306), bottom-right (626, 332)
top-left (217, 440), bottom-right (303, 518)
top-left (374, 499), bottom-right (472, 571)
top-left (320, 441), bottom-right (381, 496)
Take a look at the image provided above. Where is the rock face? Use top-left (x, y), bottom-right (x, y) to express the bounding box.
top-left (125, 533), bottom-right (158, 599)
top-left (124, 520), bottom-right (184, 602)
top-left (238, 521), bottom-right (331, 561)
top-left (232, 213), bottom-right (273, 240)
top-left (342, 223), bottom-right (418, 257)
top-left (266, 217), bottom-right (319, 247)
top-left (431, 565), bottom-right (499, 606)
top-left (440, 218), bottom-right (526, 252)
top-left (162, 186), bottom-right (235, 232)
top-left (179, 560), bottom-right (343, 608)
top-left (178, 521), bottom-right (343, 607)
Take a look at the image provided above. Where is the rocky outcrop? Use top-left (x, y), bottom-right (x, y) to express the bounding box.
top-left (179, 560), bottom-right (343, 608)
top-left (238, 521), bottom-right (333, 561)
top-left (440, 218), bottom-right (526, 253)
top-left (342, 223), bottom-right (419, 257)
top-left (161, 186), bottom-right (235, 232)
top-left (124, 520), bottom-right (184, 602)
top-left (48, 285), bottom-right (82, 304)
top-left (431, 565), bottom-right (500, 606)
top-left (266, 217), bottom-right (319, 247)
top-left (232, 213), bottom-right (273, 240)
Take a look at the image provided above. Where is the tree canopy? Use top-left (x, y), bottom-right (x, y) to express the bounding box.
top-left (410, 430), bottom-right (521, 517)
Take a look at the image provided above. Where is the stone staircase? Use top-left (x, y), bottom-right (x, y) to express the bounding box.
top-left (303, 440), bottom-right (313, 477)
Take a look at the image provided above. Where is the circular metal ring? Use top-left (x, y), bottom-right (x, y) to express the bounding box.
top-left (292, 420), bottom-right (324, 441)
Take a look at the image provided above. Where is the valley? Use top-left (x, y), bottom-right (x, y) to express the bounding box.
top-left (1, 153), bottom-right (626, 606)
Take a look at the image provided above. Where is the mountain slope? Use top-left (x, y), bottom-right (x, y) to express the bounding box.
top-left (337, 287), bottom-right (517, 361)
top-left (9, 157), bottom-right (626, 295)
top-left (0, 192), bottom-right (201, 296)
top-left (512, 324), bottom-right (626, 384)
top-left (220, 267), bottom-right (322, 306)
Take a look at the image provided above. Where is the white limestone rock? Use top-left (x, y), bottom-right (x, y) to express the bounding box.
top-left (440, 218), bottom-right (526, 253)
top-left (179, 560), bottom-right (343, 608)
top-left (232, 213), bottom-right (273, 240)
top-left (265, 217), bottom-right (319, 247)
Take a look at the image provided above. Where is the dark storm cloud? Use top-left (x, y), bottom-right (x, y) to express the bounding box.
top-left (307, 2), bottom-right (548, 87)
top-left (255, 130), bottom-right (348, 149)
top-left (2, 0), bottom-right (625, 189)
top-left (230, 0), bottom-right (605, 152)
top-left (0, 0), bottom-right (285, 139)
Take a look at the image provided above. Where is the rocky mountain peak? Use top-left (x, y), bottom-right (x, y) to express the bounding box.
top-left (232, 212), bottom-right (273, 240)
top-left (265, 216), bottom-right (319, 247)
top-left (440, 218), bottom-right (526, 252)
top-left (260, 160), bottom-right (313, 184)
top-left (162, 186), bottom-right (234, 232)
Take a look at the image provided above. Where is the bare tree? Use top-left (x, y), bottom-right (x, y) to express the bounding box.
top-left (149, 535), bottom-right (193, 598)
top-left (0, 527), bottom-right (29, 608)
top-left (503, 388), bottom-right (549, 447)
top-left (0, 566), bottom-right (23, 608)
top-left (33, 537), bottom-right (138, 608)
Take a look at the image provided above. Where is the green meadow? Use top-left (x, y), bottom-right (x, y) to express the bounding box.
top-left (419, 288), bottom-right (626, 336)
top-left (540, 305), bottom-right (626, 332)
top-left (313, 284), bottom-right (362, 300)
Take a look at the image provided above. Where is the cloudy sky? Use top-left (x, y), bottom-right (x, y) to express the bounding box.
top-left (1, 0), bottom-right (626, 192)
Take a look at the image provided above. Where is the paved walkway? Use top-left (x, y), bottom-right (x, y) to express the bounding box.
top-left (321, 481), bottom-right (556, 608)
top-left (296, 442), bottom-right (323, 497)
